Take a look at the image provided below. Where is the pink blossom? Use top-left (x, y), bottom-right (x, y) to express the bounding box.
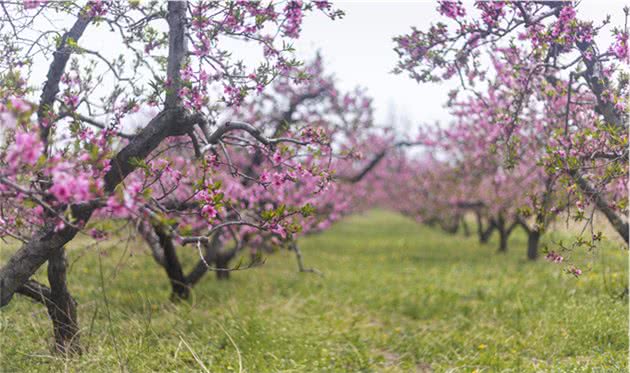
top-left (105, 196), bottom-right (126, 217)
top-left (201, 204), bottom-right (218, 219)
top-left (438, 1), bottom-right (465, 20)
top-left (50, 169), bottom-right (92, 203)
top-left (545, 251), bottom-right (564, 263)
top-left (0, 112), bottom-right (17, 129)
top-left (270, 224), bottom-right (286, 238)
top-left (273, 151), bottom-right (283, 164)
top-left (9, 97), bottom-right (30, 112)
top-left (23, 0), bottom-right (43, 10)
top-left (609, 31), bottom-right (629, 63)
top-left (259, 171), bottom-right (271, 184)
top-left (7, 132), bottom-right (43, 169)
top-left (568, 266), bottom-right (582, 277)
top-left (272, 172), bottom-right (284, 187)
top-left (282, 1), bottom-right (303, 38)
top-left (63, 94), bottom-right (79, 108)
top-left (87, 0), bottom-right (108, 17)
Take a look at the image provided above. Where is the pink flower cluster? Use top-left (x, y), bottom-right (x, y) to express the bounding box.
top-left (49, 167), bottom-right (93, 204)
top-left (568, 266), bottom-right (583, 277)
top-left (23, 0), bottom-right (44, 10)
top-left (282, 1), bottom-right (304, 38)
top-left (609, 31), bottom-right (629, 63)
top-left (438, 1), bottom-right (465, 20)
top-left (6, 131), bottom-right (43, 170)
top-left (87, 0), bottom-right (108, 17)
top-left (475, 1), bottom-right (505, 27)
top-left (545, 251), bottom-right (564, 263)
top-left (196, 189), bottom-right (220, 222)
top-left (104, 181), bottom-right (143, 218)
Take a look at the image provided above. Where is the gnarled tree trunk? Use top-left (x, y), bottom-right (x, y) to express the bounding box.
top-left (47, 246), bottom-right (80, 354)
top-left (16, 247), bottom-right (80, 354)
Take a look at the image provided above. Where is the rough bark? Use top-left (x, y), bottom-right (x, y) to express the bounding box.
top-left (164, 0), bottom-right (187, 109)
top-left (47, 246), bottom-right (80, 354)
top-left (10, 6), bottom-right (92, 351)
top-left (440, 217), bottom-right (459, 235)
top-left (145, 223), bottom-right (233, 299)
top-left (498, 227), bottom-right (509, 253)
top-left (572, 29), bottom-right (628, 243)
top-left (517, 218), bottom-right (541, 261)
top-left (16, 247), bottom-right (80, 354)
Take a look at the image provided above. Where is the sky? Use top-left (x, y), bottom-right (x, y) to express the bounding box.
top-left (295, 1), bottom-right (457, 132)
top-left (21, 1), bottom-right (628, 135)
top-left (289, 0), bottom-right (628, 132)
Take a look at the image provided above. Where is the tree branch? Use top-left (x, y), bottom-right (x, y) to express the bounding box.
top-left (571, 171), bottom-right (629, 244)
top-left (37, 7), bottom-right (94, 149)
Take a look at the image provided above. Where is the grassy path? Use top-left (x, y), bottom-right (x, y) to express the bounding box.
top-left (1, 210), bottom-right (627, 372)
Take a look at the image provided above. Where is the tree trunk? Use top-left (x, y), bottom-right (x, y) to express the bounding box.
top-left (215, 254), bottom-right (230, 280)
top-left (498, 228), bottom-right (508, 253)
top-left (16, 248), bottom-right (81, 355)
top-left (495, 215), bottom-right (507, 253)
top-left (153, 225), bottom-right (189, 300)
top-left (440, 216), bottom-right (459, 234)
top-left (137, 221), bottom-right (166, 266)
top-left (480, 222), bottom-right (495, 244)
top-left (527, 230), bottom-right (541, 260)
top-left (1, 110), bottom-right (202, 308)
top-left (185, 233), bottom-right (222, 286)
top-left (215, 248), bottom-right (238, 281)
top-left (476, 212), bottom-right (495, 244)
top-left (47, 246), bottom-right (80, 354)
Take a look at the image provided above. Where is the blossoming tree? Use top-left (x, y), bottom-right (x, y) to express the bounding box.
top-left (0, 0), bottom-right (344, 353)
top-left (393, 1), bottom-right (629, 255)
top-left (132, 54), bottom-right (384, 298)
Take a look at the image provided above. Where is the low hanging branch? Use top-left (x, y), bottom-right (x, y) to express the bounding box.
top-left (570, 171), bottom-right (629, 244)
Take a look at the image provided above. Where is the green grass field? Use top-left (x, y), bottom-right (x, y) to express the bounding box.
top-left (0, 210), bottom-right (628, 372)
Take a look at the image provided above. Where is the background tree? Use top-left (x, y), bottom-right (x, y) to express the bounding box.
top-left (393, 1), bottom-right (628, 256)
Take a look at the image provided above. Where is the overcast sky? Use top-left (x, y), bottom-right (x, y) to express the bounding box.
top-left (23, 1), bottom-right (628, 135)
top-left (291, 0), bottom-right (627, 133)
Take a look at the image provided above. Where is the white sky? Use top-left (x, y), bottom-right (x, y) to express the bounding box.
top-left (292, 0), bottom-right (628, 133)
top-left (22, 1), bottom-right (628, 135)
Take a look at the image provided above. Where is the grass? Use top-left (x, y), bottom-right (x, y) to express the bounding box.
top-left (0, 210), bottom-right (627, 372)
